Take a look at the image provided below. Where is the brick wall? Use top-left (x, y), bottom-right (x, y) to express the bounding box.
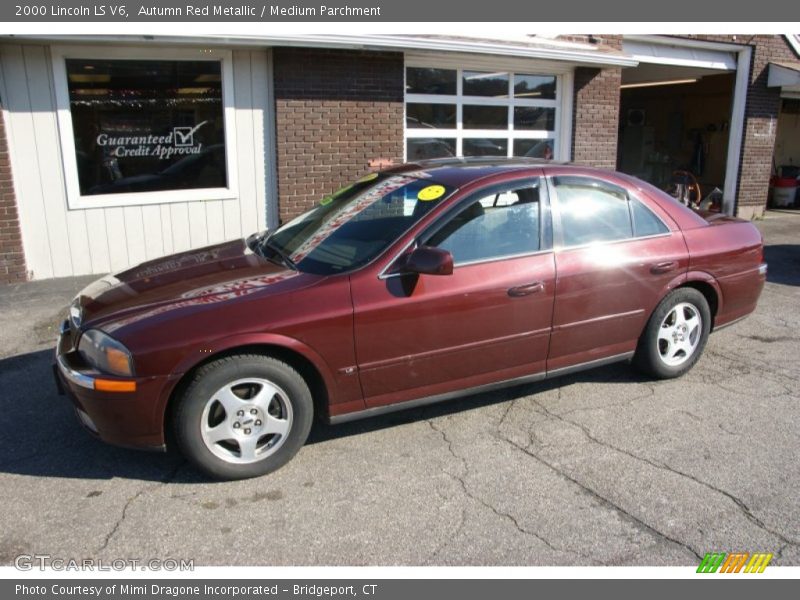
top-left (272, 48), bottom-right (405, 223)
top-left (571, 67), bottom-right (622, 170)
top-left (680, 35), bottom-right (800, 218)
top-left (0, 110), bottom-right (26, 284)
top-left (567, 35), bottom-right (623, 170)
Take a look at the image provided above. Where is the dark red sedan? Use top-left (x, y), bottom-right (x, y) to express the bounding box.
top-left (54, 159), bottom-right (766, 480)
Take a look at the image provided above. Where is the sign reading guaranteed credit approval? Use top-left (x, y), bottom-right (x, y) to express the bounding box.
top-left (95, 121), bottom-right (208, 160)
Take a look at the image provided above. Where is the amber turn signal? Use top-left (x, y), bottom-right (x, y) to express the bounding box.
top-left (94, 379), bottom-right (137, 393)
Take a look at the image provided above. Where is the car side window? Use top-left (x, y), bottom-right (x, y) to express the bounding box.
top-left (630, 197), bottom-right (669, 237)
top-left (552, 176), bottom-right (633, 247)
top-left (426, 182), bottom-right (541, 264)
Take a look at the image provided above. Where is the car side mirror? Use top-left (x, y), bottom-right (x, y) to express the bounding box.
top-left (403, 246), bottom-right (454, 276)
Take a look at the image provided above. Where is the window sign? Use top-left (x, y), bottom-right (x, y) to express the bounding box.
top-left (53, 48), bottom-right (237, 209)
top-left (67, 58), bottom-right (226, 195)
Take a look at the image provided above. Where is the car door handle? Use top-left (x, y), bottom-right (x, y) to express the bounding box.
top-left (650, 261), bottom-right (678, 275)
top-left (507, 282), bottom-right (545, 297)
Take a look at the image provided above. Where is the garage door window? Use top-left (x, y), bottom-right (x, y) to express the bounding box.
top-left (405, 65), bottom-right (560, 162)
top-left (53, 48), bottom-right (237, 209)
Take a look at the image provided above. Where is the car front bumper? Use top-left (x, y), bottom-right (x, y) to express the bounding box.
top-left (53, 321), bottom-right (168, 451)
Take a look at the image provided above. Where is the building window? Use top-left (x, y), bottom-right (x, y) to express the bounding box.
top-left (53, 47), bottom-right (237, 209)
top-left (405, 65), bottom-right (561, 162)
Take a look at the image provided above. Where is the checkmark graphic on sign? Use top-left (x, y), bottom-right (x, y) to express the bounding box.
top-left (173, 121), bottom-right (208, 147)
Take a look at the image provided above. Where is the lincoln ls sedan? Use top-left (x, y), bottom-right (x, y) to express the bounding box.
top-left (54, 159), bottom-right (767, 480)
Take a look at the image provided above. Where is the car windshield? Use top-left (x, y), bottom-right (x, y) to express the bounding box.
top-left (262, 173), bottom-right (455, 275)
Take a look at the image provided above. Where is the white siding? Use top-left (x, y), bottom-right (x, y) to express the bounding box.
top-left (0, 43), bottom-right (272, 280)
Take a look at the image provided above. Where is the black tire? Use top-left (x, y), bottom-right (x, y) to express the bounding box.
top-left (634, 287), bottom-right (711, 379)
top-left (172, 354), bottom-right (314, 481)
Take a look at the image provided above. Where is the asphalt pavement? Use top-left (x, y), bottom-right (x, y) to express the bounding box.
top-left (0, 211), bottom-right (798, 566)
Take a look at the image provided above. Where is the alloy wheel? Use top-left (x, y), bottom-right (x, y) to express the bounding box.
top-left (657, 302), bottom-right (703, 367)
top-left (200, 377), bottom-right (293, 464)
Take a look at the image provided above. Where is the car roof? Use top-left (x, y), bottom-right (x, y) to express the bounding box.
top-left (376, 158), bottom-right (707, 231)
top-left (380, 157), bottom-right (577, 188)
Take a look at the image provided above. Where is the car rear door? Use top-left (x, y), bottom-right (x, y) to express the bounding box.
top-left (545, 168), bottom-right (688, 372)
top-left (350, 176), bottom-right (556, 409)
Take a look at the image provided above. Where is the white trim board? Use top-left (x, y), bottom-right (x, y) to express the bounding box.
top-left (7, 34), bottom-right (639, 69)
top-left (768, 62), bottom-right (800, 96)
top-left (622, 38), bottom-right (737, 70)
top-left (785, 34), bottom-right (800, 58)
top-left (263, 48), bottom-right (280, 231)
top-left (724, 46), bottom-right (752, 217)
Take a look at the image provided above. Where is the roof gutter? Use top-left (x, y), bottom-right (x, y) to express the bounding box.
top-left (1, 33), bottom-right (638, 68)
top-left (347, 35), bottom-right (638, 67)
top-left (623, 34), bottom-right (747, 53)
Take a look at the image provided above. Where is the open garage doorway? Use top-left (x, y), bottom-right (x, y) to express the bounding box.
top-left (617, 64), bottom-right (735, 210)
top-left (619, 37), bottom-right (750, 215)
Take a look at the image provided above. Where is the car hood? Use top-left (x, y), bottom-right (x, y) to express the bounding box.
top-left (74, 238), bottom-right (317, 332)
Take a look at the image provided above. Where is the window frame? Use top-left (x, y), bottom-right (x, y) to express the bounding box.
top-left (547, 175), bottom-right (671, 251)
top-left (404, 54), bottom-right (574, 163)
top-left (51, 45), bottom-right (239, 210)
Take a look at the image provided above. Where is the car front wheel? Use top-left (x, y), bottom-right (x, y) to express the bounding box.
top-left (173, 354), bottom-right (313, 480)
top-left (634, 287), bottom-right (711, 379)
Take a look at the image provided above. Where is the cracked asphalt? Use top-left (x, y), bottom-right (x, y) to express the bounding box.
top-left (0, 210), bottom-right (798, 566)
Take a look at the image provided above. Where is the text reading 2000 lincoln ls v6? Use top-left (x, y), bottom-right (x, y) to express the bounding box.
top-left (54, 159), bottom-right (766, 480)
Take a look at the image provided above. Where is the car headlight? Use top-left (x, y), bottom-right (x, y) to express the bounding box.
top-left (78, 329), bottom-right (135, 377)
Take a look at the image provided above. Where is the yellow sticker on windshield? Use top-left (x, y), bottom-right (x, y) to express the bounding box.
top-left (320, 196), bottom-right (333, 206)
top-left (358, 172), bottom-right (379, 183)
top-left (418, 185), bottom-right (446, 202)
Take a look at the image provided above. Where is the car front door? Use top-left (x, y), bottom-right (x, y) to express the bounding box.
top-left (350, 176), bottom-right (556, 409)
top-left (545, 169), bottom-right (689, 372)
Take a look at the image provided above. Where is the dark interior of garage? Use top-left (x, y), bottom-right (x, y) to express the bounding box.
top-left (617, 67), bottom-right (735, 208)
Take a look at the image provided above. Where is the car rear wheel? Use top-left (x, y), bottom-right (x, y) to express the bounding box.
top-left (634, 288), bottom-right (711, 379)
top-left (173, 354), bottom-right (313, 480)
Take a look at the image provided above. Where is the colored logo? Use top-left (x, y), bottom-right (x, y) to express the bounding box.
top-left (697, 552), bottom-right (773, 573)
